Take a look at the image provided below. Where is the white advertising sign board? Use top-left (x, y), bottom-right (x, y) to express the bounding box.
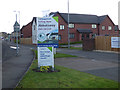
top-left (111, 37), bottom-right (120, 48)
top-left (37, 16), bottom-right (58, 48)
top-left (38, 47), bottom-right (54, 68)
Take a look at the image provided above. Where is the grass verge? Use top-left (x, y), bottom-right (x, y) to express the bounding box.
top-left (70, 47), bottom-right (82, 50)
top-left (33, 50), bottom-right (77, 59)
top-left (16, 59), bottom-right (119, 88)
top-left (54, 53), bottom-right (77, 58)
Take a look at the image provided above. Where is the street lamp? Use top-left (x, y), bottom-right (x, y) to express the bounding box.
top-left (68, 0), bottom-right (70, 48)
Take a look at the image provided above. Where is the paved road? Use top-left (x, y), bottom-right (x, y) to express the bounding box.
top-left (2, 41), bottom-right (34, 88)
top-left (2, 41), bottom-right (16, 62)
top-left (56, 48), bottom-right (119, 82)
top-left (57, 48), bottom-right (119, 63)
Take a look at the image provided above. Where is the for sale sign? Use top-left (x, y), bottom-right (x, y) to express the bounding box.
top-left (37, 16), bottom-right (58, 48)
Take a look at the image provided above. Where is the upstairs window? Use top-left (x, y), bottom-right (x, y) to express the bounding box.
top-left (108, 26), bottom-right (112, 30)
top-left (92, 24), bottom-right (97, 29)
top-left (60, 25), bottom-right (64, 30)
top-left (102, 26), bottom-right (105, 30)
top-left (69, 24), bottom-right (74, 28)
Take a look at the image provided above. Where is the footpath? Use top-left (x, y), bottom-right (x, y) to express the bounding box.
top-left (2, 42), bottom-right (35, 88)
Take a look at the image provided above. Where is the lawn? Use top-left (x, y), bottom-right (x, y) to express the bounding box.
top-left (54, 53), bottom-right (77, 58)
top-left (34, 50), bottom-right (77, 59)
top-left (70, 47), bottom-right (82, 50)
top-left (16, 59), bottom-right (119, 88)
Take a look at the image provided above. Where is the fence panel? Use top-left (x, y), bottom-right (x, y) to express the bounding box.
top-left (95, 36), bottom-right (120, 52)
top-left (20, 38), bottom-right (32, 45)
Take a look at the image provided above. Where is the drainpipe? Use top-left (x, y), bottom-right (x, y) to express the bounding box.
top-left (98, 24), bottom-right (100, 36)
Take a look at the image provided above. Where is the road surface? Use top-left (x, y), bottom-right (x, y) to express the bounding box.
top-left (2, 41), bottom-right (34, 88)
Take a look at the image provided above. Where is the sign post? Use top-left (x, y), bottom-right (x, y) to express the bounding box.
top-left (37, 16), bottom-right (58, 71)
top-left (13, 20), bottom-right (20, 56)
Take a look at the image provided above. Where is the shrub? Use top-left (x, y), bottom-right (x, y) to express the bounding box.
top-left (40, 66), bottom-right (52, 72)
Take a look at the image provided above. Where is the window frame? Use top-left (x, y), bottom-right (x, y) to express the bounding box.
top-left (69, 24), bottom-right (74, 28)
top-left (92, 24), bottom-right (97, 29)
top-left (102, 26), bottom-right (105, 30)
top-left (58, 35), bottom-right (61, 40)
top-left (69, 33), bottom-right (75, 39)
top-left (108, 26), bottom-right (112, 30)
top-left (60, 25), bottom-right (65, 30)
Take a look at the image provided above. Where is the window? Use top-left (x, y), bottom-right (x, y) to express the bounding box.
top-left (34, 25), bottom-right (36, 30)
top-left (92, 24), bottom-right (97, 28)
top-left (60, 25), bottom-right (64, 30)
top-left (58, 35), bottom-right (61, 40)
top-left (69, 33), bottom-right (75, 39)
top-left (69, 24), bottom-right (74, 28)
top-left (108, 26), bottom-right (112, 30)
top-left (102, 26), bottom-right (105, 30)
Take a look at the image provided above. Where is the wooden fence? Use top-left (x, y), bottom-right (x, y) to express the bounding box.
top-left (95, 36), bottom-right (120, 52)
top-left (20, 38), bottom-right (32, 45)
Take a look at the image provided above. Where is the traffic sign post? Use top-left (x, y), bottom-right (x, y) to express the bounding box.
top-left (13, 21), bottom-right (20, 56)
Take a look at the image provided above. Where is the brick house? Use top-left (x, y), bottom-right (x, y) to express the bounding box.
top-left (50, 12), bottom-right (119, 44)
top-left (21, 11), bottom-right (119, 44)
top-left (20, 21), bottom-right (32, 38)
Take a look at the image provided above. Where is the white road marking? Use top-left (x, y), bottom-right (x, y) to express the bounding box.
top-left (10, 46), bottom-right (19, 49)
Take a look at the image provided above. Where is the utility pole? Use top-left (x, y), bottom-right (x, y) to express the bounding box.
top-left (68, 0), bottom-right (70, 48)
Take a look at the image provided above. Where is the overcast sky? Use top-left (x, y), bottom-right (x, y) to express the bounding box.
top-left (0, 0), bottom-right (119, 33)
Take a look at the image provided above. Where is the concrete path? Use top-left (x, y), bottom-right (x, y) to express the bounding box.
top-left (2, 42), bottom-right (34, 88)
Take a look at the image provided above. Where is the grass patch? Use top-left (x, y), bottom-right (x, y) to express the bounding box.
top-left (16, 60), bottom-right (119, 88)
top-left (33, 50), bottom-right (77, 59)
top-left (70, 47), bottom-right (82, 50)
top-left (55, 53), bottom-right (77, 58)
top-left (60, 41), bottom-right (83, 45)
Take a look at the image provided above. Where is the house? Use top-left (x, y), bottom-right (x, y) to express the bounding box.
top-left (20, 21), bottom-right (32, 38)
top-left (50, 12), bottom-right (119, 44)
top-left (0, 32), bottom-right (8, 40)
top-left (21, 11), bottom-right (119, 44)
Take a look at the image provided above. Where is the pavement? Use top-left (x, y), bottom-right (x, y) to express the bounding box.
top-left (56, 48), bottom-right (120, 82)
top-left (2, 41), bottom-right (36, 89)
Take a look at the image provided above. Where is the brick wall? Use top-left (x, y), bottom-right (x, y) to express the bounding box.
top-left (21, 22), bottom-right (32, 38)
top-left (99, 16), bottom-right (119, 36)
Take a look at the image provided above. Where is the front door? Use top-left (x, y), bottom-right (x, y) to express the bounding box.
top-left (82, 33), bottom-right (89, 40)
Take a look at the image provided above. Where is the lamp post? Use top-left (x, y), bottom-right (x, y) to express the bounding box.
top-left (68, 0), bottom-right (70, 48)
top-left (13, 14), bottom-right (20, 56)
